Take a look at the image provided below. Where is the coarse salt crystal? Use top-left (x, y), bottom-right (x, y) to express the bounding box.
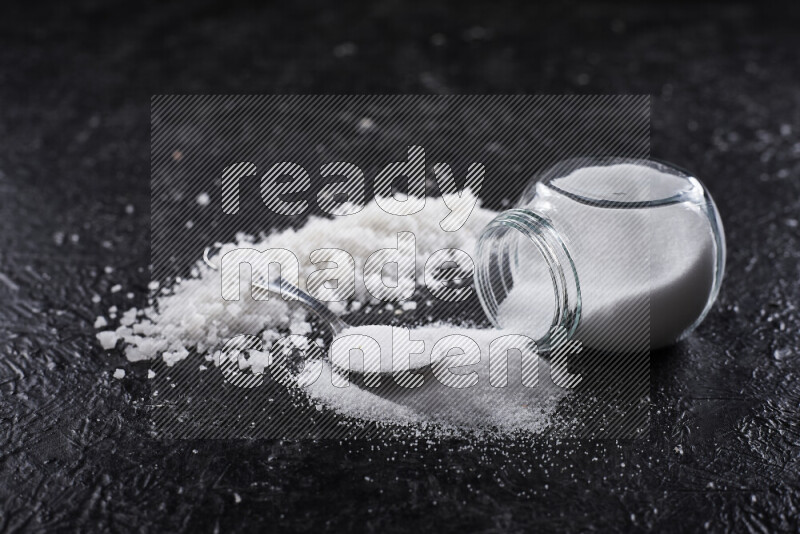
top-left (96, 331), bottom-right (120, 350)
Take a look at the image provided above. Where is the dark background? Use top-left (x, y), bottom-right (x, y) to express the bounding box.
top-left (1, 0), bottom-right (799, 532)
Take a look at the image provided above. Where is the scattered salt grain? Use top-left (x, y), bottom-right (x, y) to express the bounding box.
top-left (119, 308), bottom-right (138, 326)
top-left (196, 192), bottom-right (210, 206)
top-left (94, 316), bottom-right (108, 328)
top-left (113, 368), bottom-right (125, 379)
top-left (147, 369), bottom-right (156, 379)
top-left (163, 349), bottom-right (190, 367)
top-left (110, 284), bottom-right (122, 293)
top-left (96, 331), bottom-right (120, 350)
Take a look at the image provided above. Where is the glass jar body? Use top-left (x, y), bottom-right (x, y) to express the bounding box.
top-left (475, 159), bottom-right (726, 351)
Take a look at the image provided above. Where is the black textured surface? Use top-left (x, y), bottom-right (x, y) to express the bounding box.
top-left (1, 1), bottom-right (799, 532)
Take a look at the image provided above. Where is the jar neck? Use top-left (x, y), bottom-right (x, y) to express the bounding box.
top-left (475, 208), bottom-right (581, 350)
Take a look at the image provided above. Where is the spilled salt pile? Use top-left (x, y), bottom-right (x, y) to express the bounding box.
top-left (95, 192), bottom-right (569, 434)
top-left (97, 192), bottom-right (495, 363)
top-left (303, 324), bottom-right (567, 433)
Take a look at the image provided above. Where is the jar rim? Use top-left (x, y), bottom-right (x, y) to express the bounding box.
top-left (475, 209), bottom-right (582, 351)
top-left (534, 157), bottom-right (706, 209)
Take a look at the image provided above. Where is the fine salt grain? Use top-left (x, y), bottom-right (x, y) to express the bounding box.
top-left (311, 323), bottom-right (567, 433)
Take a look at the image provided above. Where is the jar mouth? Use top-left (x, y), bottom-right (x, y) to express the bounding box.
top-left (528, 157), bottom-right (706, 209)
top-left (475, 209), bottom-right (581, 351)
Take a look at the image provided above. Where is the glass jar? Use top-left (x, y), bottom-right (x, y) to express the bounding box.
top-left (475, 158), bottom-right (726, 352)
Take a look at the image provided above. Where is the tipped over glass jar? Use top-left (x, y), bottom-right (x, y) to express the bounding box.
top-left (475, 158), bottom-right (725, 352)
